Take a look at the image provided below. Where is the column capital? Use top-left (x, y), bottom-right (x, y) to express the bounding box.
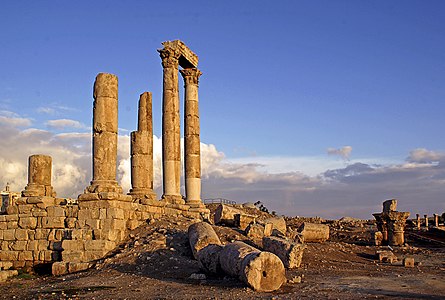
top-left (158, 47), bottom-right (181, 69)
top-left (180, 68), bottom-right (202, 86)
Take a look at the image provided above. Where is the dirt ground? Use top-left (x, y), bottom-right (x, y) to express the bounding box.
top-left (1, 209), bottom-right (444, 300)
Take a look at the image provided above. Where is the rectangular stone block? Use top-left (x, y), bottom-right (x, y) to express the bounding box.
top-left (19, 251), bottom-right (34, 261)
top-left (0, 251), bottom-right (18, 261)
top-left (7, 221), bottom-right (18, 229)
top-left (18, 204), bottom-right (34, 214)
top-left (0, 222), bottom-right (6, 230)
top-left (39, 250), bottom-right (56, 261)
top-left (11, 241), bottom-right (27, 251)
top-left (83, 250), bottom-right (109, 262)
top-left (6, 205), bottom-right (18, 215)
top-left (32, 210), bottom-right (48, 217)
top-left (47, 206), bottom-right (66, 217)
top-left (62, 250), bottom-right (84, 262)
top-left (3, 229), bottom-right (15, 241)
top-left (107, 208), bottom-right (124, 219)
top-left (5, 214), bottom-right (19, 221)
top-left (15, 229), bottom-right (29, 240)
top-left (71, 229), bottom-right (93, 240)
top-left (403, 257), bottom-right (415, 267)
top-left (52, 262), bottom-right (69, 276)
top-left (42, 216), bottom-right (65, 228)
top-left (84, 240), bottom-right (115, 251)
top-left (18, 216), bottom-right (37, 229)
top-left (62, 240), bottom-right (84, 251)
top-left (27, 240), bottom-right (38, 251)
top-left (0, 216), bottom-right (6, 222)
top-left (85, 218), bottom-right (101, 229)
top-left (65, 217), bottom-right (77, 228)
top-left (38, 240), bottom-right (49, 250)
top-left (101, 219), bottom-right (126, 230)
top-left (68, 262), bottom-right (91, 273)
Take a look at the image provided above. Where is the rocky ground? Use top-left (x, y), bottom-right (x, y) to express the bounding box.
top-left (1, 206), bottom-right (444, 299)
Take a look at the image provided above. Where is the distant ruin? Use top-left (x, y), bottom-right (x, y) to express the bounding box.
top-left (0, 40), bottom-right (209, 276)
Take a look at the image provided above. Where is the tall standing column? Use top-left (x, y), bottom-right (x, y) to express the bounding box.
top-left (129, 92), bottom-right (156, 201)
top-left (159, 47), bottom-right (183, 203)
top-left (87, 73), bottom-right (122, 194)
top-left (180, 68), bottom-right (203, 206)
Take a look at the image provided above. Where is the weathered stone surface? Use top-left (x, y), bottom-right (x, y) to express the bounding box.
top-left (298, 222), bottom-right (329, 243)
top-left (403, 257), bottom-right (415, 267)
top-left (181, 68), bottom-right (203, 204)
top-left (245, 223), bottom-right (265, 240)
top-left (188, 222), bottom-right (222, 259)
top-left (235, 214), bottom-right (256, 231)
top-left (383, 199), bottom-right (397, 213)
top-left (374, 231), bottom-right (383, 246)
top-left (22, 155), bottom-right (56, 197)
top-left (377, 250), bottom-right (397, 263)
top-left (214, 204), bottom-right (244, 226)
top-left (262, 236), bottom-right (305, 268)
top-left (196, 244), bottom-right (224, 274)
top-left (219, 241), bottom-right (286, 292)
top-left (262, 217), bottom-right (287, 235)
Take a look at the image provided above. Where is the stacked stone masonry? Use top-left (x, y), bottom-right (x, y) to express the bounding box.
top-left (0, 40), bottom-right (209, 276)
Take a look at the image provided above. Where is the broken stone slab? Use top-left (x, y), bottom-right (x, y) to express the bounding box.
top-left (297, 222), bottom-right (329, 243)
top-left (377, 250), bottom-right (397, 263)
top-left (261, 217), bottom-right (287, 235)
top-left (245, 223), bottom-right (266, 240)
top-left (187, 222), bottom-right (222, 259)
top-left (383, 199), bottom-right (397, 213)
top-left (214, 204), bottom-right (244, 226)
top-left (262, 236), bottom-right (305, 268)
top-left (403, 257), bottom-right (415, 267)
top-left (234, 213), bottom-right (256, 231)
top-left (219, 241), bottom-right (286, 292)
top-left (287, 228), bottom-right (305, 244)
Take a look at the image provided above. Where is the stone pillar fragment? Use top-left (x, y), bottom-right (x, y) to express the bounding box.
top-left (85, 73), bottom-right (123, 194)
top-left (159, 46), bottom-right (183, 204)
top-left (22, 155), bottom-right (56, 197)
top-left (434, 214), bottom-right (439, 227)
top-left (129, 92), bottom-right (156, 201)
top-left (180, 68), bottom-right (203, 206)
top-left (424, 214), bottom-right (429, 228)
top-left (416, 214), bottom-right (421, 230)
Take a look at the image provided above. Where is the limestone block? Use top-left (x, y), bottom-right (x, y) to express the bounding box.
top-left (27, 240), bottom-right (38, 251)
top-left (71, 229), bottom-right (93, 240)
top-left (6, 205), bottom-right (18, 215)
top-left (214, 204), bottom-right (244, 226)
top-left (297, 222), bottom-right (329, 243)
top-left (62, 251), bottom-right (84, 262)
top-left (15, 229), bottom-right (29, 240)
top-left (11, 241), bottom-right (27, 251)
top-left (0, 261), bottom-right (13, 270)
top-left (37, 240), bottom-right (49, 250)
top-left (0, 270), bottom-right (18, 282)
top-left (107, 207), bottom-right (124, 219)
top-left (0, 230), bottom-right (3, 239)
top-left (18, 204), bottom-right (34, 214)
top-left (374, 231), bottom-right (383, 246)
top-left (0, 222), bottom-right (6, 230)
top-left (68, 262), bottom-right (91, 273)
top-left (126, 220), bottom-right (140, 231)
top-left (263, 217), bottom-right (287, 235)
top-left (1, 241), bottom-right (9, 251)
top-left (47, 206), bottom-right (66, 217)
top-left (28, 155), bottom-right (52, 186)
top-left (219, 241), bottom-right (286, 292)
top-left (403, 257), bottom-right (415, 267)
top-left (52, 262), bottom-right (69, 276)
top-left (234, 214), bottom-right (256, 231)
top-left (245, 223), bottom-right (265, 240)
top-left (5, 215), bottom-right (18, 222)
top-left (84, 250), bottom-right (109, 262)
top-left (65, 217), bottom-right (77, 228)
top-left (0, 251), bottom-right (18, 261)
top-left (262, 236), bottom-right (305, 268)
top-left (7, 221), bottom-right (18, 229)
top-left (0, 216), bottom-right (5, 222)
top-left (3, 229), bottom-right (15, 241)
top-left (377, 250), bottom-right (397, 263)
top-left (42, 216), bottom-right (65, 228)
top-left (101, 219), bottom-right (126, 230)
top-left (18, 216), bottom-right (37, 229)
top-left (39, 250), bottom-right (56, 261)
top-left (18, 251), bottom-right (33, 261)
top-left (85, 218), bottom-right (101, 229)
top-left (32, 210), bottom-right (48, 217)
top-left (188, 222), bottom-right (222, 259)
top-left (84, 240), bottom-right (115, 251)
top-left (62, 240), bottom-right (84, 251)
top-left (35, 229), bottom-right (51, 240)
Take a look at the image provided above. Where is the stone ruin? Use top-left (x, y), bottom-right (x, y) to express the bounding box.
top-left (373, 199), bottom-right (410, 246)
top-left (0, 40), bottom-right (209, 276)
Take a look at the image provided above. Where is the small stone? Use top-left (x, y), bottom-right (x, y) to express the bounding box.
top-left (189, 273), bottom-right (206, 280)
top-left (288, 275), bottom-right (302, 284)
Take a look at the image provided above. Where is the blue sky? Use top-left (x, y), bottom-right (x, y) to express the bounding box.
top-left (0, 1), bottom-right (444, 218)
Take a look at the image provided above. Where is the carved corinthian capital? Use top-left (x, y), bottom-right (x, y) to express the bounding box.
top-left (180, 68), bottom-right (202, 86)
top-left (158, 47), bottom-right (181, 69)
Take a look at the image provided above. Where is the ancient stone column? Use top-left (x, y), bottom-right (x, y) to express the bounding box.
top-left (424, 214), bottom-right (429, 228)
top-left (434, 214), bottom-right (439, 227)
top-left (387, 211), bottom-right (410, 246)
top-left (129, 92), bottom-right (156, 201)
top-left (22, 154), bottom-right (55, 197)
top-left (180, 68), bottom-right (203, 206)
top-left (159, 46), bottom-right (183, 203)
top-left (87, 73), bottom-right (122, 194)
top-left (416, 214), bottom-right (421, 230)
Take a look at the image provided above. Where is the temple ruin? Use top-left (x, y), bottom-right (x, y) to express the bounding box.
top-left (0, 40), bottom-right (209, 275)
top-left (373, 199), bottom-right (410, 246)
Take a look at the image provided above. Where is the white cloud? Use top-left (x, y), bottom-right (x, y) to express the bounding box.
top-left (327, 146), bottom-right (352, 160)
top-left (407, 148), bottom-right (445, 163)
top-left (37, 107), bottom-right (56, 115)
top-left (45, 119), bottom-right (85, 130)
top-left (0, 110), bottom-right (32, 127)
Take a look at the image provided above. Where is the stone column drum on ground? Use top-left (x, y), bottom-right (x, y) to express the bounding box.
top-left (159, 46), bottom-right (183, 204)
top-left (86, 73), bottom-right (122, 194)
top-left (180, 68), bottom-right (203, 206)
top-left (22, 154), bottom-right (56, 197)
top-left (129, 92), bottom-right (156, 200)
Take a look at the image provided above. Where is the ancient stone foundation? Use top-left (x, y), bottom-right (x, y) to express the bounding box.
top-left (0, 41), bottom-right (209, 276)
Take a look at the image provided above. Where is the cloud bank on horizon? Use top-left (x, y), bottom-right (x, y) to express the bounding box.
top-left (0, 110), bottom-right (444, 220)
